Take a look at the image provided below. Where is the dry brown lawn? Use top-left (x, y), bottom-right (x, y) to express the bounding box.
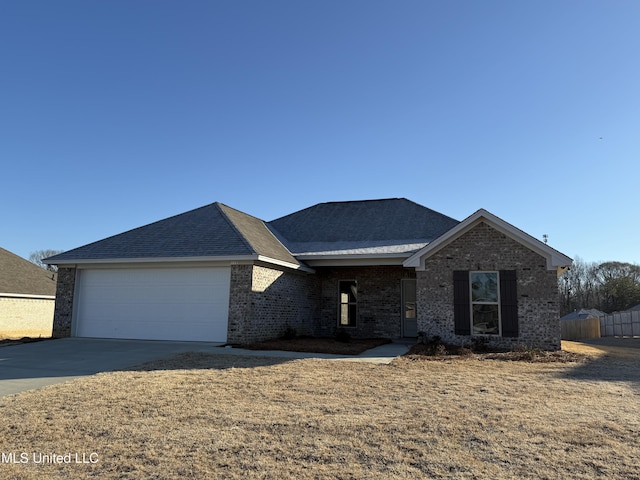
top-left (243, 336), bottom-right (390, 355)
top-left (0, 340), bottom-right (639, 479)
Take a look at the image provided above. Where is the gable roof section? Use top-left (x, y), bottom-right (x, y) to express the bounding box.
top-left (268, 198), bottom-right (459, 258)
top-left (216, 203), bottom-right (301, 267)
top-left (404, 209), bottom-right (573, 272)
top-left (0, 247), bottom-right (57, 297)
top-left (46, 203), bottom-right (305, 270)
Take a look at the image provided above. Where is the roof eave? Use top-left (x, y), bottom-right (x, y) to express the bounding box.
top-left (46, 254), bottom-right (313, 273)
top-left (296, 252), bottom-right (411, 267)
top-left (46, 255), bottom-right (259, 265)
top-left (256, 255), bottom-right (314, 273)
top-left (0, 292), bottom-right (56, 300)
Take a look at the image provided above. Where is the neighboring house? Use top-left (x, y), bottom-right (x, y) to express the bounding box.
top-left (45, 198), bottom-right (572, 350)
top-left (560, 309), bottom-right (605, 321)
top-left (0, 247), bottom-right (57, 339)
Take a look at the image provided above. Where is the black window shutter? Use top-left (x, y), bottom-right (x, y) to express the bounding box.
top-left (453, 270), bottom-right (471, 335)
top-left (500, 270), bottom-right (518, 337)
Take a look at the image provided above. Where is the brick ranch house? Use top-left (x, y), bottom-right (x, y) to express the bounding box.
top-left (46, 198), bottom-right (572, 350)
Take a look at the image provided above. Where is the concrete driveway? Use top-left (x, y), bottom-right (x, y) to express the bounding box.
top-left (0, 338), bottom-right (410, 397)
top-left (0, 338), bottom-right (226, 397)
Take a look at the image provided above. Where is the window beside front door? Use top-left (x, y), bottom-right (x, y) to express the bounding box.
top-left (402, 278), bottom-right (418, 337)
top-left (339, 280), bottom-right (357, 327)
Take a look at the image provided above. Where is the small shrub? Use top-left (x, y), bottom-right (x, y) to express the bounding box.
top-left (458, 345), bottom-right (473, 357)
top-left (435, 343), bottom-right (447, 356)
top-left (471, 337), bottom-right (489, 353)
top-left (335, 328), bottom-right (352, 343)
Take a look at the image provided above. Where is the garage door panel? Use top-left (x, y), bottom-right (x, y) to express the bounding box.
top-left (75, 267), bottom-right (230, 342)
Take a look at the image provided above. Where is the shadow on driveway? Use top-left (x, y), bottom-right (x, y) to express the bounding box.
top-left (0, 338), bottom-right (247, 397)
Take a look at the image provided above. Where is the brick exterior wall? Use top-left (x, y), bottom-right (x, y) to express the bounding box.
top-left (316, 266), bottom-right (415, 339)
top-left (0, 296), bottom-right (54, 339)
top-left (226, 263), bottom-right (319, 344)
top-left (52, 266), bottom-right (76, 338)
top-left (226, 264), bottom-right (253, 343)
top-left (416, 222), bottom-right (561, 350)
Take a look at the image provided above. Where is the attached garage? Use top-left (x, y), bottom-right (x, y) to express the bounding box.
top-left (74, 266), bottom-right (231, 342)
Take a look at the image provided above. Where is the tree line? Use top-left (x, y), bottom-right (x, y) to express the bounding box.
top-left (559, 258), bottom-right (640, 316)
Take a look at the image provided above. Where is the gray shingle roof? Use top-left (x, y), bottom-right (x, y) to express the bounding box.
top-left (268, 198), bottom-right (459, 255)
top-left (46, 203), bottom-right (300, 266)
top-left (45, 198), bottom-right (459, 264)
top-left (0, 247), bottom-right (57, 296)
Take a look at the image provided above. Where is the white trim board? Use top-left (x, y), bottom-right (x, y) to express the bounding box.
top-left (404, 209), bottom-right (573, 273)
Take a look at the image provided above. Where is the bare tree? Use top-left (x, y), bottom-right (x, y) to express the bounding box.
top-left (594, 262), bottom-right (640, 313)
top-left (559, 258), bottom-right (640, 315)
top-left (29, 249), bottom-right (64, 272)
top-left (559, 257), bottom-right (599, 315)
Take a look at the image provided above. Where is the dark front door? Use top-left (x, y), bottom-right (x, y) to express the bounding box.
top-left (402, 279), bottom-right (417, 337)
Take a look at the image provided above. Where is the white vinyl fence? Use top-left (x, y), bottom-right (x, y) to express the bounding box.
top-left (600, 310), bottom-right (640, 337)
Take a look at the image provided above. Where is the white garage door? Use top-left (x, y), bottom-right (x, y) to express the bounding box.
top-left (74, 267), bottom-right (231, 342)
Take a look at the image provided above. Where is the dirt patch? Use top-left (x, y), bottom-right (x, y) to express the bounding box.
top-left (242, 336), bottom-right (391, 355)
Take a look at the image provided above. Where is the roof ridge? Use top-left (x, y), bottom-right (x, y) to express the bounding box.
top-left (403, 198), bottom-right (460, 224)
top-left (215, 203), bottom-right (257, 255)
top-left (319, 197), bottom-right (404, 205)
top-left (218, 203), bottom-right (301, 266)
top-left (268, 197), bottom-right (408, 223)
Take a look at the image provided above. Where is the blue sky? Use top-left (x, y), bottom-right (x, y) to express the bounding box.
top-left (2, 1), bottom-right (639, 264)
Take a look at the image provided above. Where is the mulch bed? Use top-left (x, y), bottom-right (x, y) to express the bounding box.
top-left (242, 337), bottom-right (391, 355)
top-left (405, 342), bottom-right (590, 363)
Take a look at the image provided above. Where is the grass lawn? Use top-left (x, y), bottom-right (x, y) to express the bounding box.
top-left (242, 336), bottom-right (391, 355)
top-left (0, 340), bottom-right (639, 479)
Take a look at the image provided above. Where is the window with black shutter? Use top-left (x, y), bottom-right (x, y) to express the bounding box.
top-left (453, 271), bottom-right (471, 335)
top-left (453, 270), bottom-right (518, 337)
top-left (499, 270), bottom-right (518, 337)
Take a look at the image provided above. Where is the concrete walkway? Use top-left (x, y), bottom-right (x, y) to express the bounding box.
top-left (0, 338), bottom-right (410, 397)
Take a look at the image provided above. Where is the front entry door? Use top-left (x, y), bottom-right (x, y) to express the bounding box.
top-left (402, 279), bottom-right (417, 337)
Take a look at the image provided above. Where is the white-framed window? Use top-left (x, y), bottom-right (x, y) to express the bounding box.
top-left (338, 280), bottom-right (357, 327)
top-left (470, 271), bottom-right (501, 335)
